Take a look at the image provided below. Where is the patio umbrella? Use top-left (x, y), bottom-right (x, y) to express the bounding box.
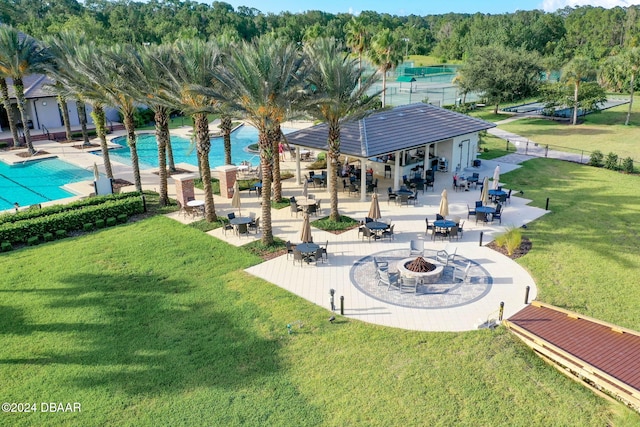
top-left (93, 162), bottom-right (100, 181)
top-left (300, 212), bottom-right (313, 243)
top-left (231, 180), bottom-right (241, 215)
top-left (438, 189), bottom-right (449, 217)
top-left (368, 193), bottom-right (381, 220)
top-left (481, 176), bottom-right (489, 205)
top-left (492, 165), bottom-right (501, 190)
top-left (302, 179), bottom-right (308, 198)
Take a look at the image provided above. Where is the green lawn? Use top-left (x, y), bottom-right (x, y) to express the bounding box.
top-left (1, 194), bottom-right (637, 425)
top-left (498, 101), bottom-right (640, 161)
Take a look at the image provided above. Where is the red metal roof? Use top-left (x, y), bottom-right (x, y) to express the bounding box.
top-left (507, 303), bottom-right (640, 393)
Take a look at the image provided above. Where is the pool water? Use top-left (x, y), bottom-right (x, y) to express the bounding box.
top-left (0, 158), bottom-right (93, 211)
top-left (106, 125), bottom-right (288, 170)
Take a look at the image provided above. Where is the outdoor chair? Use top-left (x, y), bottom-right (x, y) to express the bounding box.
top-left (310, 247), bottom-right (326, 264)
top-left (436, 246), bottom-right (457, 267)
top-left (475, 201), bottom-right (483, 208)
top-left (362, 226), bottom-right (375, 243)
top-left (425, 218), bottom-right (434, 235)
top-left (248, 217), bottom-right (260, 234)
top-left (381, 224), bottom-right (395, 240)
top-left (307, 193), bottom-right (315, 200)
top-left (290, 202), bottom-right (302, 217)
top-left (506, 189), bottom-right (512, 204)
top-left (378, 269), bottom-right (401, 291)
top-left (409, 240), bottom-right (424, 256)
top-left (315, 200), bottom-right (322, 215)
top-left (457, 220), bottom-right (465, 237)
top-left (448, 225), bottom-right (459, 241)
top-left (436, 214), bottom-right (445, 221)
top-left (408, 190), bottom-right (418, 205)
top-left (307, 203), bottom-right (317, 217)
top-left (492, 204), bottom-right (503, 224)
top-left (399, 276), bottom-right (419, 294)
top-left (453, 262), bottom-right (472, 283)
top-left (342, 179), bottom-right (349, 193)
top-left (425, 180), bottom-right (434, 192)
top-left (496, 194), bottom-right (507, 205)
top-left (373, 257), bottom-right (388, 271)
top-left (387, 187), bottom-right (397, 205)
top-left (384, 164), bottom-right (392, 178)
top-left (398, 194), bottom-right (409, 206)
top-left (236, 223), bottom-right (249, 238)
top-left (285, 241), bottom-right (296, 259)
top-left (313, 177), bottom-right (325, 188)
top-left (348, 183), bottom-right (359, 196)
top-left (432, 225), bottom-right (448, 241)
top-left (467, 204), bottom-right (476, 220)
top-left (320, 241), bottom-right (328, 261)
top-left (476, 211), bottom-right (488, 224)
top-left (220, 219), bottom-right (234, 236)
top-left (227, 212), bottom-right (236, 220)
top-left (293, 249), bottom-right (305, 266)
top-left (183, 205), bottom-right (199, 219)
top-left (365, 217), bottom-right (373, 223)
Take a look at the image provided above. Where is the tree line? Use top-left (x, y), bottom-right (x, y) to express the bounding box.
top-left (2, 1), bottom-right (640, 62)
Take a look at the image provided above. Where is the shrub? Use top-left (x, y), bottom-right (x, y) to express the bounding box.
top-left (26, 236), bottom-right (39, 246)
top-left (106, 217), bottom-right (117, 227)
top-left (95, 219), bottom-right (105, 229)
top-left (588, 150), bottom-right (603, 167)
top-left (43, 232), bottom-right (53, 241)
top-left (83, 223), bottom-right (94, 232)
top-left (1, 241), bottom-right (11, 252)
top-left (604, 152), bottom-right (618, 170)
top-left (55, 230), bottom-right (67, 239)
top-left (622, 157), bottom-right (634, 173)
top-left (117, 214), bottom-right (128, 223)
top-left (495, 227), bottom-right (522, 256)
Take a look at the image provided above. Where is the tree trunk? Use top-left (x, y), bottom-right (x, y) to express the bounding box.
top-left (626, 73), bottom-right (635, 126)
top-left (91, 105), bottom-right (114, 179)
top-left (77, 100), bottom-right (90, 146)
top-left (328, 124), bottom-right (341, 221)
top-left (124, 111), bottom-right (142, 192)
top-left (572, 82), bottom-right (580, 125)
top-left (259, 129), bottom-right (274, 245)
top-left (155, 106), bottom-right (170, 206)
top-left (13, 79), bottom-right (34, 155)
top-left (270, 125), bottom-right (282, 203)
top-left (194, 112), bottom-right (217, 222)
top-left (167, 138), bottom-right (176, 172)
top-left (381, 68), bottom-right (387, 108)
top-left (58, 94), bottom-right (72, 142)
top-left (493, 103), bottom-right (499, 115)
top-left (0, 79), bottom-right (20, 147)
top-left (220, 114), bottom-right (233, 165)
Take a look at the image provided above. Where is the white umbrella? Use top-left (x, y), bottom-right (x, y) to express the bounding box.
top-left (231, 180), bottom-right (241, 215)
top-left (93, 162), bottom-right (100, 181)
top-left (302, 179), bottom-right (308, 198)
top-left (300, 212), bottom-right (313, 243)
top-left (492, 165), bottom-right (501, 190)
top-left (438, 189), bottom-right (449, 217)
top-left (481, 177), bottom-right (489, 205)
top-left (368, 193), bottom-right (381, 220)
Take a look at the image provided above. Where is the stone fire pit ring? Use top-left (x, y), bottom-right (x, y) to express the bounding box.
top-left (396, 257), bottom-right (444, 284)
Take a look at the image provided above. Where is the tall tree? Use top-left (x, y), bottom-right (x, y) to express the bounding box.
top-left (209, 35), bottom-right (306, 244)
top-left (460, 45), bottom-right (541, 114)
top-left (0, 25), bottom-right (51, 154)
top-left (369, 28), bottom-right (403, 108)
top-left (344, 16), bottom-right (370, 89)
top-left (161, 39), bottom-right (223, 222)
top-left (0, 78), bottom-right (20, 147)
top-left (304, 38), bottom-right (380, 221)
top-left (562, 56), bottom-right (598, 125)
top-left (601, 47), bottom-right (640, 125)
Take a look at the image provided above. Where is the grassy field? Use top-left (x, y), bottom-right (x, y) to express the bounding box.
top-left (1, 212), bottom-right (634, 426)
top-left (498, 101), bottom-right (640, 161)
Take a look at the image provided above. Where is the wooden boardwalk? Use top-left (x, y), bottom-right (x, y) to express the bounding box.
top-left (504, 301), bottom-right (640, 411)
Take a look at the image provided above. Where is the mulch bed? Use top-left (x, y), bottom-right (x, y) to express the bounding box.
top-left (152, 168), bottom-right (194, 176)
top-left (72, 143), bottom-right (101, 149)
top-left (486, 237), bottom-right (532, 260)
top-left (15, 150), bottom-right (50, 158)
top-left (113, 179), bottom-right (133, 192)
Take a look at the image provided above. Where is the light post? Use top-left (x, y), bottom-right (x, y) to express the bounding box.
top-left (402, 38), bottom-right (410, 58)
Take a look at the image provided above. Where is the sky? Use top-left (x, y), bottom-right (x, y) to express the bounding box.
top-left (218, 0), bottom-right (640, 15)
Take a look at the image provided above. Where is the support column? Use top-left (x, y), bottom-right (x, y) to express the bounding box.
top-left (173, 174), bottom-right (197, 207)
top-left (296, 146), bottom-right (302, 185)
top-left (393, 152), bottom-right (401, 190)
top-left (360, 159), bottom-right (367, 202)
top-left (215, 165), bottom-right (238, 198)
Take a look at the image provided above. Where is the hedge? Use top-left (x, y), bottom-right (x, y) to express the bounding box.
top-left (0, 192), bottom-right (141, 226)
top-left (0, 197), bottom-right (144, 245)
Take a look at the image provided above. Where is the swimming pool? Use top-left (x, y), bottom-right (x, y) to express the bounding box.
top-left (0, 158), bottom-right (94, 211)
top-left (106, 125), bottom-right (291, 169)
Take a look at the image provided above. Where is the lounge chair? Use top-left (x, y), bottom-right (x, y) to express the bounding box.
top-left (409, 240), bottom-right (424, 256)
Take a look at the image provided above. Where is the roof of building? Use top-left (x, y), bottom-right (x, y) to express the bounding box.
top-left (285, 103), bottom-right (496, 159)
top-left (6, 74), bottom-right (55, 99)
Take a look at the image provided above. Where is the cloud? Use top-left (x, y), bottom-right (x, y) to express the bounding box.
top-left (541, 0), bottom-right (640, 12)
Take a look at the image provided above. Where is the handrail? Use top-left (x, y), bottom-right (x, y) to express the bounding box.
top-left (41, 125), bottom-right (51, 141)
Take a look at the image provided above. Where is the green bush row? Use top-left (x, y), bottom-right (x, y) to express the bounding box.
top-left (0, 192), bottom-right (141, 225)
top-left (0, 197), bottom-right (143, 245)
top-left (589, 150), bottom-right (634, 173)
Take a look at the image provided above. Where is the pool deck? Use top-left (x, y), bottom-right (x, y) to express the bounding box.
top-left (1, 122), bottom-right (547, 332)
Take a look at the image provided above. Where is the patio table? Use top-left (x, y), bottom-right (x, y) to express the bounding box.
top-left (296, 242), bottom-right (320, 263)
top-left (366, 221), bottom-right (389, 239)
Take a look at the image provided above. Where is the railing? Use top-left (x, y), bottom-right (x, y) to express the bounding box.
top-left (41, 125), bottom-right (51, 141)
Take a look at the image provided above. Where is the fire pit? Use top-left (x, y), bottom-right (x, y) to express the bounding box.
top-left (397, 256), bottom-right (443, 284)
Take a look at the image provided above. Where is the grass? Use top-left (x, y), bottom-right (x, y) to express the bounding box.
top-left (0, 215), bottom-right (620, 426)
top-left (498, 101), bottom-right (640, 161)
top-left (311, 215), bottom-right (359, 232)
top-left (477, 132), bottom-right (516, 160)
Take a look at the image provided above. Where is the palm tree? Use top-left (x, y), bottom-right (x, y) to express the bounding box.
top-left (369, 29), bottom-right (403, 108)
top-left (344, 16), bottom-right (370, 89)
top-left (303, 38), bottom-right (380, 221)
top-left (45, 33), bottom-right (114, 178)
top-left (601, 47), bottom-right (640, 126)
top-left (209, 35), bottom-right (306, 244)
top-left (562, 56), bottom-right (597, 125)
top-left (0, 25), bottom-right (51, 155)
top-left (0, 78), bottom-right (20, 147)
top-left (160, 39), bottom-right (223, 222)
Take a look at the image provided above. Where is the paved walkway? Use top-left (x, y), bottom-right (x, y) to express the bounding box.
top-left (2, 121), bottom-right (548, 332)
